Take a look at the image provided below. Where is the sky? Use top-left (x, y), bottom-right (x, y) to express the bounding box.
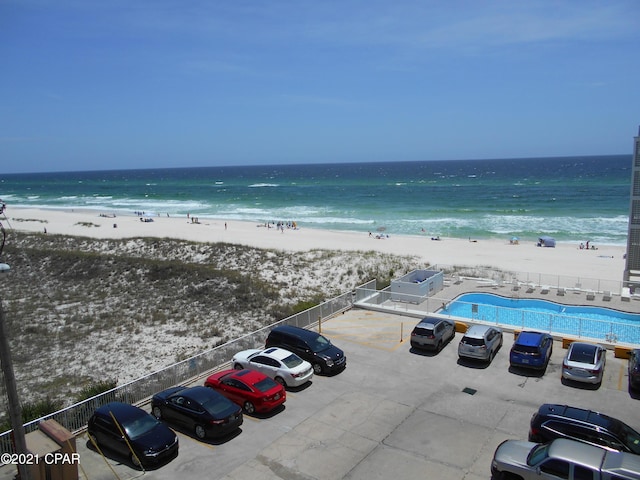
top-left (1, 1), bottom-right (639, 174)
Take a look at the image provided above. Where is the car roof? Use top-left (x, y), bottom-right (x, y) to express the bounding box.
top-left (547, 439), bottom-right (607, 470)
top-left (515, 331), bottom-right (547, 346)
top-left (271, 324), bottom-right (320, 340)
top-left (180, 385), bottom-right (222, 403)
top-left (229, 368), bottom-right (268, 384)
top-left (263, 347), bottom-right (292, 360)
top-left (95, 402), bottom-right (146, 421)
top-left (569, 342), bottom-right (600, 352)
top-left (464, 325), bottom-right (493, 338)
top-left (537, 404), bottom-right (618, 430)
top-left (417, 317), bottom-right (445, 328)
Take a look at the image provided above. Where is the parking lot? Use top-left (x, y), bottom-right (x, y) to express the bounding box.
top-left (6, 308), bottom-right (639, 480)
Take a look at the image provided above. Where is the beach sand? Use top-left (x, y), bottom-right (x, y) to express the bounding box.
top-left (0, 206), bottom-right (630, 406)
top-left (6, 207), bottom-right (627, 283)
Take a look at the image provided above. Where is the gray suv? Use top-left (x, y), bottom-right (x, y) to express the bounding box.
top-left (491, 438), bottom-right (640, 480)
top-left (410, 317), bottom-right (455, 352)
top-left (458, 325), bottom-right (503, 363)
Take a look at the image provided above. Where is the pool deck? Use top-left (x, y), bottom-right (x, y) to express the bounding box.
top-left (438, 277), bottom-right (640, 313)
top-left (355, 275), bottom-right (640, 347)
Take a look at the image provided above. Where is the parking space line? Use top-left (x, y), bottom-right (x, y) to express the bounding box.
top-left (618, 364), bottom-right (625, 391)
top-left (331, 333), bottom-right (405, 352)
top-left (179, 432), bottom-right (217, 451)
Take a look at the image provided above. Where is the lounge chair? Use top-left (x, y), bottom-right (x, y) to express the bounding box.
top-left (586, 290), bottom-right (595, 300)
top-left (603, 291), bottom-right (612, 301)
top-left (540, 286), bottom-right (550, 294)
top-left (557, 287), bottom-right (565, 296)
top-left (622, 287), bottom-right (631, 302)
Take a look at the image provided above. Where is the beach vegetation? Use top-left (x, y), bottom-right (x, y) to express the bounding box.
top-left (76, 379), bottom-right (118, 401)
top-left (0, 231), bottom-right (417, 414)
top-left (0, 397), bottom-right (65, 431)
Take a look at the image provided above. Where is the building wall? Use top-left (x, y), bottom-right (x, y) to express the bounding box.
top-left (624, 128), bottom-right (640, 285)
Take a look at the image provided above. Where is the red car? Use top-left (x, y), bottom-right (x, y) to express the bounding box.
top-left (205, 369), bottom-right (286, 414)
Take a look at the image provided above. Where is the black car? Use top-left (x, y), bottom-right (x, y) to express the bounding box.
top-left (629, 349), bottom-right (640, 390)
top-left (151, 385), bottom-right (243, 439)
top-left (87, 402), bottom-right (178, 468)
top-left (265, 324), bottom-right (346, 375)
top-left (529, 403), bottom-right (640, 455)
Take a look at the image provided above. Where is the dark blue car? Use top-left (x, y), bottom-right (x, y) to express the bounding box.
top-left (87, 402), bottom-right (178, 469)
top-left (509, 331), bottom-right (553, 371)
top-left (152, 385), bottom-right (243, 440)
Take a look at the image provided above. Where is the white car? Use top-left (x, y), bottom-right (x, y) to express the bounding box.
top-left (231, 347), bottom-right (314, 387)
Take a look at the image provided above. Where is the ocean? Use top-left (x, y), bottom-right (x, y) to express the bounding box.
top-left (0, 155), bottom-right (632, 245)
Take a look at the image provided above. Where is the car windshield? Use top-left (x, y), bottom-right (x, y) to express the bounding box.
top-left (281, 353), bottom-right (303, 368)
top-left (414, 327), bottom-right (433, 336)
top-left (527, 443), bottom-right (550, 466)
top-left (309, 334), bottom-right (331, 353)
top-left (617, 423), bottom-right (640, 455)
top-left (462, 337), bottom-right (485, 346)
top-left (569, 345), bottom-right (597, 364)
top-left (513, 345), bottom-right (539, 354)
top-left (254, 377), bottom-right (278, 392)
top-left (123, 414), bottom-right (160, 440)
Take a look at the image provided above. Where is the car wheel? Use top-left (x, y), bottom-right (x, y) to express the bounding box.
top-left (243, 401), bottom-right (256, 414)
top-left (233, 363), bottom-right (243, 370)
top-left (130, 453), bottom-right (142, 469)
top-left (274, 376), bottom-right (286, 386)
top-left (87, 432), bottom-right (98, 447)
top-left (152, 406), bottom-right (162, 419)
top-left (489, 350), bottom-right (495, 363)
top-left (312, 363), bottom-right (323, 375)
top-left (436, 340), bottom-right (443, 352)
top-left (195, 424), bottom-right (207, 439)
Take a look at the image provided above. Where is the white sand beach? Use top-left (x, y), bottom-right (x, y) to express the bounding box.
top-left (6, 207), bottom-right (627, 282)
top-left (0, 206), bottom-right (631, 404)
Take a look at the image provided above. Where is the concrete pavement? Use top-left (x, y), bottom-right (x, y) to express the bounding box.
top-left (11, 307), bottom-right (636, 480)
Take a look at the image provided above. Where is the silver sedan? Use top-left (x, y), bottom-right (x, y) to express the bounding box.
top-left (561, 342), bottom-right (606, 385)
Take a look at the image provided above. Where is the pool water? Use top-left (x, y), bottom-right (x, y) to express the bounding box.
top-left (444, 293), bottom-right (640, 344)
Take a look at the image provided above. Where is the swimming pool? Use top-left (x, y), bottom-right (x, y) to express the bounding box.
top-left (443, 293), bottom-right (640, 345)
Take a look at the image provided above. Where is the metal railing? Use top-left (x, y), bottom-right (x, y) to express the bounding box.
top-left (0, 291), bottom-right (353, 456)
top-left (438, 299), bottom-right (640, 345)
top-left (353, 287), bottom-right (640, 345)
top-left (431, 264), bottom-right (625, 295)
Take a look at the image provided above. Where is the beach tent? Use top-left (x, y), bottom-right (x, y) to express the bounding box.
top-left (538, 236), bottom-right (556, 247)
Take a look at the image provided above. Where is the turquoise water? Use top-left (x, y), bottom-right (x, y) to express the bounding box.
top-left (445, 293), bottom-right (640, 344)
top-left (0, 155), bottom-right (631, 245)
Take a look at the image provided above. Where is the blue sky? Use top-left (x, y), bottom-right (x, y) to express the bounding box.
top-left (1, 1), bottom-right (639, 173)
